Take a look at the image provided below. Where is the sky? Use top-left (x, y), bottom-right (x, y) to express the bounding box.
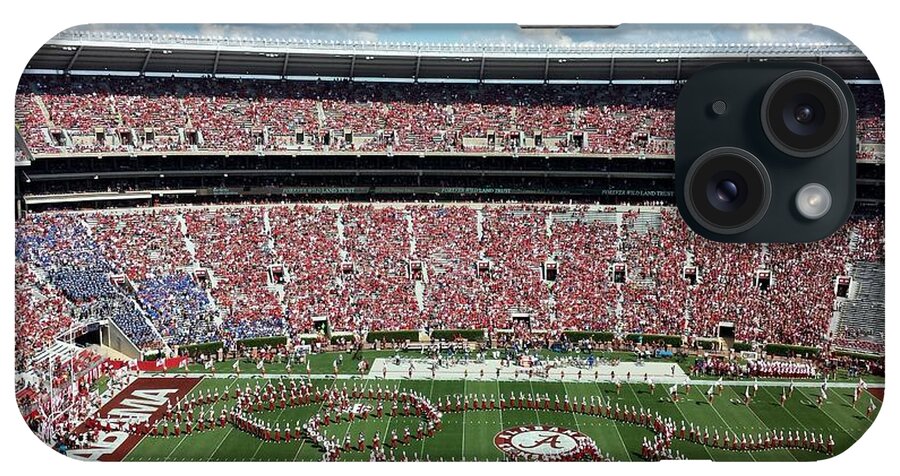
top-left (62, 24), bottom-right (852, 46)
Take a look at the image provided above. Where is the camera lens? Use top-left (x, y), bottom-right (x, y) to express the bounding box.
top-left (684, 147), bottom-right (772, 234)
top-left (761, 70), bottom-right (849, 158)
top-left (716, 180), bottom-right (738, 202)
top-left (708, 175), bottom-right (746, 212)
top-left (793, 104), bottom-right (815, 124)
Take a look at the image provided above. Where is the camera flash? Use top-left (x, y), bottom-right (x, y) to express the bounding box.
top-left (795, 183), bottom-right (832, 220)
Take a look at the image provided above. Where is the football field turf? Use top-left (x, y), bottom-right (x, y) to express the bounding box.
top-left (122, 373), bottom-right (881, 462)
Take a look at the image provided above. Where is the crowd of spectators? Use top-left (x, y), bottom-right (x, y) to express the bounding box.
top-left (16, 212), bottom-right (112, 273)
top-left (270, 205), bottom-right (344, 334)
top-left (72, 295), bottom-right (164, 349)
top-left (137, 273), bottom-right (219, 345)
top-left (15, 263), bottom-right (71, 371)
top-left (413, 206), bottom-right (487, 329)
top-left (481, 206), bottom-right (554, 327)
top-left (851, 216), bottom-right (885, 262)
top-left (550, 208), bottom-right (619, 331)
top-left (619, 209), bottom-right (690, 335)
top-left (17, 77), bottom-right (883, 159)
top-left (851, 85), bottom-right (885, 145)
top-left (16, 204), bottom-right (885, 356)
top-left (339, 205), bottom-right (420, 331)
top-left (89, 211), bottom-right (192, 281)
top-left (184, 208), bottom-right (286, 340)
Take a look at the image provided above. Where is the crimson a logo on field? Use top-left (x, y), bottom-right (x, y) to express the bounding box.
top-left (494, 425), bottom-right (592, 460)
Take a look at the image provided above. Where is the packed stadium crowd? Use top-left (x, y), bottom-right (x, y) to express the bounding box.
top-left (13, 77), bottom-right (884, 159)
top-left (15, 204), bottom-right (885, 368)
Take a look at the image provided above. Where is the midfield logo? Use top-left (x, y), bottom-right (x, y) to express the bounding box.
top-left (494, 425), bottom-right (591, 459)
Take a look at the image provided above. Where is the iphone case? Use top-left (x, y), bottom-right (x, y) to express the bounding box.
top-left (13, 24), bottom-right (884, 462)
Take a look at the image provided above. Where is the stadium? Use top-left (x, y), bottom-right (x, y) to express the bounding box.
top-left (14, 26), bottom-right (884, 462)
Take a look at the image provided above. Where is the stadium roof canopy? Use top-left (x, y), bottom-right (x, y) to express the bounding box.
top-left (24, 31), bottom-right (878, 81)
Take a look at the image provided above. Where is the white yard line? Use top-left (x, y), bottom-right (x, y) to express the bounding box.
top-left (758, 386), bottom-right (809, 431)
top-left (163, 431), bottom-right (190, 461)
top-left (460, 379), bottom-right (467, 459)
top-left (208, 427), bottom-right (235, 461)
top-left (250, 377), bottom-right (288, 461)
top-left (594, 381), bottom-right (633, 462)
top-left (560, 381), bottom-right (582, 434)
top-left (664, 385), bottom-right (723, 461)
top-left (828, 387), bottom-right (875, 420)
top-left (160, 371), bottom-right (885, 388)
top-left (157, 378), bottom-right (218, 462)
top-left (689, 386), bottom-right (758, 462)
top-left (206, 377), bottom-right (242, 461)
top-left (793, 388), bottom-right (859, 442)
top-left (526, 380), bottom-right (543, 425)
top-left (339, 379), bottom-right (373, 443)
top-left (495, 378), bottom-right (504, 430)
top-left (292, 377), bottom-right (341, 461)
top-left (418, 378), bottom-right (436, 459)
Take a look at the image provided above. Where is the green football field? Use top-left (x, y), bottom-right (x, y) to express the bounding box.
top-left (123, 371), bottom-right (881, 462)
top-left (164, 350), bottom-right (885, 384)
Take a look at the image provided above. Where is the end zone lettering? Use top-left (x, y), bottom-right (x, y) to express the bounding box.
top-left (68, 377), bottom-right (201, 461)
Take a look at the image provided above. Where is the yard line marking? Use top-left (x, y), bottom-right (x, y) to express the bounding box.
top-left (594, 381), bottom-right (632, 461)
top-left (662, 386), bottom-right (718, 461)
top-left (688, 386), bottom-right (758, 462)
top-left (293, 377), bottom-right (341, 461)
top-left (162, 377), bottom-right (236, 462)
top-left (758, 386), bottom-right (808, 431)
top-left (419, 377), bottom-right (436, 459)
top-left (250, 377), bottom-right (289, 460)
top-left (460, 379), bottom-right (467, 459)
top-left (206, 377), bottom-right (242, 461)
top-left (495, 377), bottom-right (504, 430)
top-left (793, 388), bottom-right (859, 441)
top-left (828, 387), bottom-right (875, 420)
top-left (339, 379), bottom-right (373, 441)
top-left (208, 427), bottom-right (235, 461)
top-left (163, 432), bottom-right (190, 461)
top-left (526, 379), bottom-right (542, 425)
top-left (623, 380), bottom-right (721, 461)
top-left (560, 381), bottom-right (583, 433)
top-left (721, 386), bottom-right (796, 461)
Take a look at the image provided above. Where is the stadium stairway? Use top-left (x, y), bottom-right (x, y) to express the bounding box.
top-left (176, 213), bottom-right (198, 260)
top-left (31, 340), bottom-right (80, 368)
top-left (476, 210), bottom-right (484, 240)
top-left (174, 213), bottom-right (221, 321)
top-left (29, 93), bottom-right (55, 129)
top-left (837, 261), bottom-right (886, 340)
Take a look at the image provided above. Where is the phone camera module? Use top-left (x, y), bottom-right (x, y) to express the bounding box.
top-left (761, 70), bottom-right (849, 158)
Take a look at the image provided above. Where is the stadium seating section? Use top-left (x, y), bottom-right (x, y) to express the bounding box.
top-left (14, 77), bottom-right (883, 159)
top-left (15, 204), bottom-right (885, 367)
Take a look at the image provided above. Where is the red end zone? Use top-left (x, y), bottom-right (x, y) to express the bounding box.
top-left (67, 377), bottom-right (202, 461)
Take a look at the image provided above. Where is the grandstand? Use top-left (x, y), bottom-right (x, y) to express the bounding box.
top-left (14, 29), bottom-right (884, 462)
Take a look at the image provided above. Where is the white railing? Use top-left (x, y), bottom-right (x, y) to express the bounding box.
top-left (50, 30), bottom-right (864, 57)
